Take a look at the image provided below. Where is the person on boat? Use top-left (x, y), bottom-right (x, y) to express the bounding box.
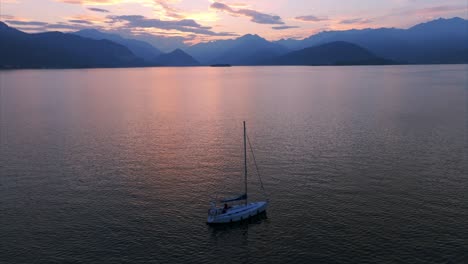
top-left (222, 203), bottom-right (228, 214)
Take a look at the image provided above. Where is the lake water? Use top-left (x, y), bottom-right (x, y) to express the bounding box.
top-left (1, 65), bottom-right (467, 263)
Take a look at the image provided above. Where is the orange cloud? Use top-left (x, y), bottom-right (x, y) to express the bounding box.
top-left (67, 14), bottom-right (109, 24)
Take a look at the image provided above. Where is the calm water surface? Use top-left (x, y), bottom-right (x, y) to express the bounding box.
top-left (1, 65), bottom-right (467, 263)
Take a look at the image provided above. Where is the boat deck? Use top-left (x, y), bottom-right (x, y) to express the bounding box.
top-left (207, 201), bottom-right (268, 224)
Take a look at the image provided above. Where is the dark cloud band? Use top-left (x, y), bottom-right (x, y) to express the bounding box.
top-left (339, 18), bottom-right (372, 24)
top-left (108, 15), bottom-right (237, 36)
top-left (272, 26), bottom-right (300, 30)
top-left (88, 7), bottom-right (110, 13)
top-left (69, 19), bottom-right (93, 25)
top-left (211, 2), bottom-right (284, 25)
top-left (295, 15), bottom-right (328, 22)
top-left (5, 20), bottom-right (48, 26)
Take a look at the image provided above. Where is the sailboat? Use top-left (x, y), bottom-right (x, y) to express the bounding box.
top-left (207, 121), bottom-right (268, 224)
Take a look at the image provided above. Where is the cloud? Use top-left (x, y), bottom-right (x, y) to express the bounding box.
top-left (401, 5), bottom-right (467, 16)
top-left (106, 27), bottom-right (194, 51)
top-left (10, 27), bottom-right (44, 32)
top-left (4, 20), bottom-right (49, 26)
top-left (154, 0), bottom-right (184, 19)
top-left (56, 0), bottom-right (120, 4)
top-left (68, 14), bottom-right (109, 24)
top-left (69, 19), bottom-right (94, 24)
top-left (109, 15), bottom-right (205, 28)
top-left (108, 15), bottom-right (237, 36)
top-left (211, 2), bottom-right (284, 25)
top-left (295, 15), bottom-right (329, 22)
top-left (272, 26), bottom-right (299, 30)
top-left (88, 7), bottom-right (110, 13)
top-left (8, 15), bottom-right (106, 32)
top-left (9, 20), bottom-right (93, 32)
top-left (0, 14), bottom-right (15, 19)
top-left (339, 18), bottom-right (372, 24)
top-left (46, 23), bottom-right (90, 30)
top-left (375, 4), bottom-right (467, 25)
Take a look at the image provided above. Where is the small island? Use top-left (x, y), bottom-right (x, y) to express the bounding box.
top-left (210, 64), bottom-right (232, 67)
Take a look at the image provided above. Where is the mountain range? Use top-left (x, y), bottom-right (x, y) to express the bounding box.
top-left (0, 17), bottom-right (467, 69)
top-left (267, 41), bottom-right (393, 66)
top-left (0, 22), bottom-right (142, 68)
top-left (155, 49), bottom-right (200, 66)
top-left (186, 34), bottom-right (288, 65)
top-left (275, 17), bottom-right (468, 64)
top-left (0, 22), bottom-right (200, 68)
top-left (73, 29), bottom-right (163, 62)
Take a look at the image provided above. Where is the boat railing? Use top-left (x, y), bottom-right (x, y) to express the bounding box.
top-left (208, 208), bottom-right (222, 216)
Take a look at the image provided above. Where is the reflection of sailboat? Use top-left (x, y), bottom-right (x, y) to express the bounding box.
top-left (207, 121), bottom-right (268, 224)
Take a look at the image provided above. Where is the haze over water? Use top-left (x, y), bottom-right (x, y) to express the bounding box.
top-left (1, 65), bottom-right (467, 263)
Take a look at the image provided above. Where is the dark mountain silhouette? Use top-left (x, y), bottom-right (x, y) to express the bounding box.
top-left (187, 34), bottom-right (288, 65)
top-left (266, 41), bottom-right (393, 66)
top-left (0, 21), bottom-right (8, 30)
top-left (0, 22), bottom-right (144, 68)
top-left (155, 48), bottom-right (200, 66)
top-left (275, 17), bottom-right (468, 64)
top-left (1, 17), bottom-right (466, 68)
top-left (73, 29), bottom-right (162, 62)
top-left (402, 17), bottom-right (468, 63)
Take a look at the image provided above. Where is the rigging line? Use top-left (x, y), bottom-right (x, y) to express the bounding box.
top-left (247, 135), bottom-right (266, 192)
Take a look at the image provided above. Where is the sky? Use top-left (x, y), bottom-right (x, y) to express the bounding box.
top-left (1, 0), bottom-right (467, 48)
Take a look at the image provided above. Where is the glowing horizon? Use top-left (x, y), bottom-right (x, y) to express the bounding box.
top-left (2, 0), bottom-right (467, 46)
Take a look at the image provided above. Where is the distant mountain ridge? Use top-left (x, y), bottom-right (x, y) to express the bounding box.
top-left (0, 22), bottom-right (200, 68)
top-left (185, 17), bottom-right (467, 65)
top-left (0, 22), bottom-right (143, 68)
top-left (1, 17), bottom-right (467, 68)
top-left (73, 29), bottom-right (199, 66)
top-left (155, 49), bottom-right (200, 66)
top-left (266, 41), bottom-right (393, 66)
top-left (74, 29), bottom-right (162, 62)
top-left (274, 17), bottom-right (468, 64)
top-left (186, 34), bottom-right (288, 65)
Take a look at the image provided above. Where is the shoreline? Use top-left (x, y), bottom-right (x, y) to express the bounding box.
top-left (1, 63), bottom-right (467, 71)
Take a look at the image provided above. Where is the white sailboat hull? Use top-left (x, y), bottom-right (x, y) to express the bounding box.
top-left (207, 201), bottom-right (268, 224)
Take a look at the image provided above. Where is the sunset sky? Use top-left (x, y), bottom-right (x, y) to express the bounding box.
top-left (1, 0), bottom-right (467, 46)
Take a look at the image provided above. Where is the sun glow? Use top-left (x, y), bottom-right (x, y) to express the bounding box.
top-left (2, 0), bottom-right (467, 44)
top-left (185, 12), bottom-right (219, 23)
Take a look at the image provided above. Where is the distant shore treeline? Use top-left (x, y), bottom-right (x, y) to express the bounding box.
top-left (0, 17), bottom-right (467, 69)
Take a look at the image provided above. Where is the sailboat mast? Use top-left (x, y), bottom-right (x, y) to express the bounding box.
top-left (244, 121), bottom-right (248, 205)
